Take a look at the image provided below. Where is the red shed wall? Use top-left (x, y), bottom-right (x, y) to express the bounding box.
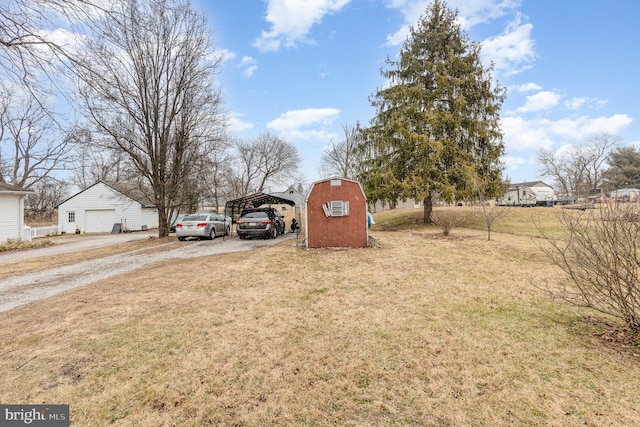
top-left (306, 179), bottom-right (368, 248)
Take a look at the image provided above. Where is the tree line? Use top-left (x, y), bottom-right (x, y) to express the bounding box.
top-left (2, 0), bottom-right (636, 237)
top-left (0, 0), bottom-right (301, 236)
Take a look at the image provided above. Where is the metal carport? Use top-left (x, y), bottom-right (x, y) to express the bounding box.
top-left (225, 192), bottom-right (296, 222)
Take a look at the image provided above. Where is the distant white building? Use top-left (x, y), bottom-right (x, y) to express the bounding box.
top-left (0, 182), bottom-right (34, 242)
top-left (610, 188), bottom-right (640, 200)
top-left (272, 185), bottom-right (305, 212)
top-left (496, 181), bottom-right (557, 207)
top-left (56, 181), bottom-right (158, 233)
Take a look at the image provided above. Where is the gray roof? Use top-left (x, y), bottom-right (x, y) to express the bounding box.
top-left (510, 181), bottom-right (552, 188)
top-left (0, 182), bottom-right (34, 194)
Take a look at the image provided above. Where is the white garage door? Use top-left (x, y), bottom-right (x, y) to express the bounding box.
top-left (85, 209), bottom-right (117, 233)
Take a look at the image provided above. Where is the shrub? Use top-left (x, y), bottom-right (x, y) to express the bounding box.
top-left (430, 209), bottom-right (467, 236)
top-left (536, 203), bottom-right (640, 331)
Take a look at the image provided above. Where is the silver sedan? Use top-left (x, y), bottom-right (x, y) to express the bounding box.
top-left (175, 213), bottom-right (230, 241)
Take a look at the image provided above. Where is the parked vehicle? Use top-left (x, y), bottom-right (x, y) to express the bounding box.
top-left (236, 207), bottom-right (285, 239)
top-left (175, 213), bottom-right (229, 241)
top-left (197, 210), bottom-right (232, 229)
top-left (170, 213), bottom-right (188, 233)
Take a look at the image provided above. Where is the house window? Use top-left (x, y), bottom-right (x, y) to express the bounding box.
top-left (68, 211), bottom-right (75, 222)
top-left (330, 201), bottom-right (349, 217)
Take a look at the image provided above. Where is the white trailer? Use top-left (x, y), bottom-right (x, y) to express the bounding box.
top-left (496, 181), bottom-right (557, 207)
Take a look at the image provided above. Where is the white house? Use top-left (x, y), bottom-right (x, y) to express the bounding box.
top-left (0, 182), bottom-right (34, 242)
top-left (56, 181), bottom-right (158, 234)
top-left (496, 181), bottom-right (557, 207)
top-left (610, 188), bottom-right (640, 200)
top-left (272, 185), bottom-right (305, 211)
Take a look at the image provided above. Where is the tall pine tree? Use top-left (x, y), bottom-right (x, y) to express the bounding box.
top-left (359, 0), bottom-right (506, 222)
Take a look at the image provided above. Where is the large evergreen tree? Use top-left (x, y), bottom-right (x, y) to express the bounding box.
top-left (359, 0), bottom-right (506, 222)
top-left (602, 146), bottom-right (640, 190)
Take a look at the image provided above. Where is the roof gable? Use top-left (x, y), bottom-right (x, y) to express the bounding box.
top-left (306, 177), bottom-right (366, 201)
top-left (55, 181), bottom-right (155, 208)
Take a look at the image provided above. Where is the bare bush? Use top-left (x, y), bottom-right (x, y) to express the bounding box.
top-left (535, 203), bottom-right (640, 331)
top-left (430, 209), bottom-right (467, 236)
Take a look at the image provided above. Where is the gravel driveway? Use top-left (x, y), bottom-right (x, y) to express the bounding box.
top-left (0, 233), bottom-right (297, 313)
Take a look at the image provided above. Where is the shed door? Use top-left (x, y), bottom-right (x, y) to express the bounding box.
top-left (85, 209), bottom-right (117, 233)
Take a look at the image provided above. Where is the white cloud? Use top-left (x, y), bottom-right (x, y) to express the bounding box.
top-left (503, 154), bottom-right (526, 171)
top-left (283, 129), bottom-right (339, 142)
top-left (517, 91), bottom-right (561, 113)
top-left (253, 0), bottom-right (352, 52)
top-left (583, 114), bottom-right (633, 135)
top-left (563, 97), bottom-right (588, 111)
top-left (266, 108), bottom-right (341, 142)
top-left (384, 0), bottom-right (519, 47)
top-left (553, 143), bottom-right (577, 159)
top-left (481, 17), bottom-right (535, 75)
top-left (34, 27), bottom-right (86, 58)
top-left (501, 116), bottom-right (555, 151)
top-left (515, 82), bottom-right (541, 93)
top-left (239, 56), bottom-right (258, 78)
top-left (549, 115), bottom-right (633, 140)
top-left (213, 49), bottom-right (236, 65)
top-left (227, 111), bottom-right (254, 133)
top-left (384, 0), bottom-right (428, 46)
top-left (267, 108), bottom-right (341, 132)
top-left (502, 114), bottom-right (634, 153)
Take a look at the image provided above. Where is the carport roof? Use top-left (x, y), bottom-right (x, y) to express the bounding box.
top-left (225, 192), bottom-right (296, 217)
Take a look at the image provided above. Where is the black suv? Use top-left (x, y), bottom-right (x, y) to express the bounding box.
top-left (236, 207), bottom-right (285, 239)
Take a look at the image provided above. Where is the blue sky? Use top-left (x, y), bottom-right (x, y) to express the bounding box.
top-left (195, 0), bottom-right (640, 189)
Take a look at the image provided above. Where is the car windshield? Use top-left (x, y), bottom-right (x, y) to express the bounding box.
top-left (183, 214), bottom-right (207, 221)
top-left (171, 214), bottom-right (187, 223)
top-left (241, 212), bottom-right (269, 219)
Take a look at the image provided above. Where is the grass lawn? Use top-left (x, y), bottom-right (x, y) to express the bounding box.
top-left (1, 206), bottom-right (639, 426)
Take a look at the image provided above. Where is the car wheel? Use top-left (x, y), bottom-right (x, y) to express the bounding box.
top-left (209, 228), bottom-right (215, 240)
top-left (178, 236), bottom-right (185, 241)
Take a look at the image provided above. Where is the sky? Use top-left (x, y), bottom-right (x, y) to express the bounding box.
top-left (193, 0), bottom-right (640, 190)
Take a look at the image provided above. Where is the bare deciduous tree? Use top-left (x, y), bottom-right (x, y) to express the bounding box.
top-left (253, 132), bottom-right (301, 192)
top-left (319, 123), bottom-right (361, 179)
top-left (0, 93), bottom-right (72, 189)
top-left (470, 175), bottom-right (510, 241)
top-left (538, 133), bottom-right (620, 199)
top-left (66, 126), bottom-right (131, 189)
top-left (185, 142), bottom-right (231, 212)
top-left (75, 0), bottom-right (225, 236)
top-left (25, 176), bottom-right (69, 214)
top-left (535, 203), bottom-right (640, 331)
top-left (230, 133), bottom-right (301, 197)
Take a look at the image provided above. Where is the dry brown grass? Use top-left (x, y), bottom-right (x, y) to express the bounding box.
top-left (0, 237), bottom-right (179, 280)
top-left (1, 208), bottom-right (640, 426)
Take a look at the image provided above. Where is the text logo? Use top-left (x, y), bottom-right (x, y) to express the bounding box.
top-left (1, 405), bottom-right (69, 426)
